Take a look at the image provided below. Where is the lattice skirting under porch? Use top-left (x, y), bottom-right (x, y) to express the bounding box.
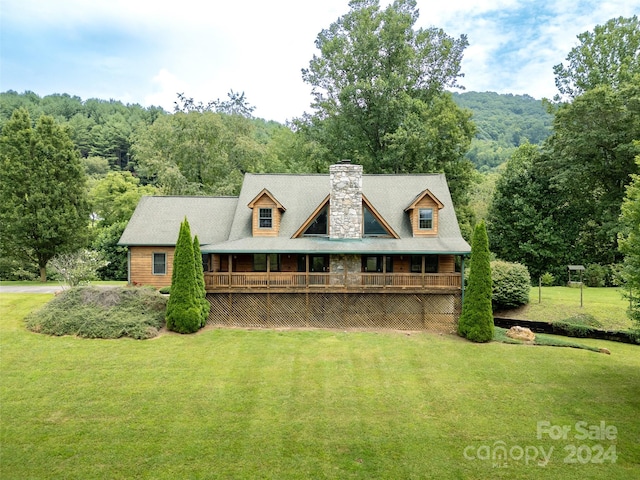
top-left (206, 292), bottom-right (460, 332)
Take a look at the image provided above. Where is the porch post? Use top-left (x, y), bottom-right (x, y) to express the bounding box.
top-left (228, 254), bottom-right (232, 287)
top-left (305, 254), bottom-right (309, 287)
top-left (267, 253), bottom-right (271, 289)
top-left (382, 255), bottom-right (387, 289)
top-left (344, 256), bottom-right (348, 287)
top-left (421, 255), bottom-right (426, 287)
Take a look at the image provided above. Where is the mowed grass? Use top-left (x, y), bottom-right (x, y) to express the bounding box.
top-left (0, 280), bottom-right (128, 287)
top-left (1, 294), bottom-right (640, 479)
top-left (496, 287), bottom-right (631, 330)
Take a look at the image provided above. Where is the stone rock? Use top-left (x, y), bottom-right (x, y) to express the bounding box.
top-left (506, 326), bottom-right (535, 342)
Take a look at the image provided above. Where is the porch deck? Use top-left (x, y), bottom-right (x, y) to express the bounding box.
top-left (204, 272), bottom-right (462, 293)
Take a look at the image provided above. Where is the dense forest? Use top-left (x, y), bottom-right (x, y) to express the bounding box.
top-left (0, 89), bottom-right (547, 174)
top-left (0, 3), bottom-right (638, 322)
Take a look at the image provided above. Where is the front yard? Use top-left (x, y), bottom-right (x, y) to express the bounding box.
top-left (1, 293), bottom-right (639, 479)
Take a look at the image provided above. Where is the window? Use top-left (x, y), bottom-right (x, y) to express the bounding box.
top-left (253, 254), bottom-right (279, 272)
top-left (153, 253), bottom-right (166, 275)
top-left (304, 207), bottom-right (328, 235)
top-left (419, 208), bottom-right (433, 230)
top-left (363, 206), bottom-right (389, 236)
top-left (425, 255), bottom-right (438, 273)
top-left (410, 255), bottom-right (439, 273)
top-left (259, 208), bottom-right (272, 228)
top-left (362, 256), bottom-right (393, 273)
top-left (411, 255), bottom-right (422, 273)
top-left (297, 254), bottom-right (329, 272)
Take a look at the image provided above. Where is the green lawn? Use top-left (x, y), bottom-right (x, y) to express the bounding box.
top-left (496, 287), bottom-right (631, 330)
top-left (0, 280), bottom-right (127, 287)
top-left (1, 293), bottom-right (639, 479)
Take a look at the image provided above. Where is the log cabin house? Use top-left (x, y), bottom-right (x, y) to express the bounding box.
top-left (119, 160), bottom-right (471, 331)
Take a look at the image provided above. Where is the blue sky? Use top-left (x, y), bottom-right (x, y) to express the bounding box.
top-left (1, 0), bottom-right (638, 122)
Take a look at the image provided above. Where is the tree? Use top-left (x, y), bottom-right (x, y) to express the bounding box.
top-left (545, 81), bottom-right (640, 266)
top-left (90, 171), bottom-right (157, 226)
top-left (91, 221), bottom-right (129, 281)
top-left (0, 108), bottom-right (90, 281)
top-left (553, 16), bottom-right (640, 101)
top-left (174, 90), bottom-right (256, 118)
top-left (618, 154), bottom-right (640, 325)
top-left (89, 171), bottom-right (157, 280)
top-left (132, 111), bottom-right (265, 196)
top-left (193, 235), bottom-right (208, 327)
top-left (488, 143), bottom-right (570, 280)
top-left (213, 90), bottom-right (256, 117)
top-left (166, 218), bottom-right (202, 334)
top-left (298, 0), bottom-right (474, 208)
top-left (458, 221), bottom-right (494, 343)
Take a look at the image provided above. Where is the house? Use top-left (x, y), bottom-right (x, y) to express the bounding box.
top-left (118, 160), bottom-right (471, 332)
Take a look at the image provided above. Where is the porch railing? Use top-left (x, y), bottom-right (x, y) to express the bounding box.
top-left (204, 272), bottom-right (461, 290)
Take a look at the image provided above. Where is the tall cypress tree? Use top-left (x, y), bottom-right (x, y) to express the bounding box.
top-left (458, 221), bottom-right (494, 342)
top-left (193, 235), bottom-right (208, 327)
top-left (166, 218), bottom-right (201, 334)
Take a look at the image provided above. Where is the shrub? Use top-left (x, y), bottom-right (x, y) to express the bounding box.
top-left (25, 286), bottom-right (166, 339)
top-left (561, 313), bottom-right (602, 328)
top-left (49, 249), bottom-right (109, 287)
top-left (193, 235), bottom-right (208, 327)
top-left (540, 272), bottom-right (555, 286)
top-left (551, 314), bottom-right (603, 338)
top-left (458, 221), bottom-right (494, 343)
top-left (552, 321), bottom-right (595, 338)
top-left (491, 260), bottom-right (531, 309)
top-left (166, 219), bottom-right (202, 334)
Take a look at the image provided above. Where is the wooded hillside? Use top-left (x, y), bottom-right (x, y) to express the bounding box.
top-left (452, 91), bottom-right (552, 171)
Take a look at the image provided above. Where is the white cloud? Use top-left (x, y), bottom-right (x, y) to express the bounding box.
top-left (145, 69), bottom-right (190, 111)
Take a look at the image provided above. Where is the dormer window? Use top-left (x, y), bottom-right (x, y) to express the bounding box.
top-left (405, 189), bottom-right (444, 237)
top-left (419, 208), bottom-right (433, 230)
top-left (259, 208), bottom-right (273, 229)
top-left (248, 189), bottom-right (285, 237)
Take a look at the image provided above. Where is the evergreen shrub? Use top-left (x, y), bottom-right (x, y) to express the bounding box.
top-left (458, 221), bottom-right (494, 342)
top-left (193, 235), bottom-right (208, 327)
top-left (491, 260), bottom-right (531, 309)
top-left (540, 272), bottom-right (555, 286)
top-left (166, 219), bottom-right (202, 334)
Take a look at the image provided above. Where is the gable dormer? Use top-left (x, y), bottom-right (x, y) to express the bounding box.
top-left (247, 189), bottom-right (285, 237)
top-left (404, 189), bottom-right (444, 237)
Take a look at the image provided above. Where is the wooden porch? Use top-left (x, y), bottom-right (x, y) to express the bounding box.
top-left (204, 271), bottom-right (461, 293)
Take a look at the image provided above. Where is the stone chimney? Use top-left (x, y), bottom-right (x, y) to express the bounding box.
top-left (329, 159), bottom-right (362, 239)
